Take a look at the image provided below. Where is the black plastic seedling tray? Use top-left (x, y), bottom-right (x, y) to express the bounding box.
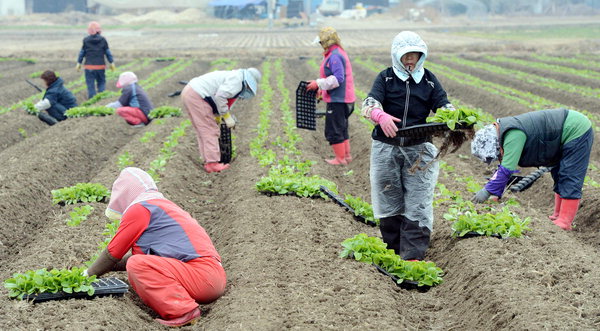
top-left (455, 231), bottom-right (502, 239)
top-left (396, 122), bottom-right (472, 138)
top-left (20, 277), bottom-right (129, 303)
top-left (219, 123), bottom-right (232, 164)
top-left (295, 81), bottom-right (317, 131)
top-left (374, 264), bottom-right (430, 292)
top-left (509, 167), bottom-right (553, 192)
top-left (319, 186), bottom-right (377, 227)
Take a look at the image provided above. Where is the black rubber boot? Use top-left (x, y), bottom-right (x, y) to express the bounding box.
top-left (38, 112), bottom-right (58, 126)
top-left (379, 215), bottom-right (403, 255)
top-left (399, 218), bottom-right (431, 261)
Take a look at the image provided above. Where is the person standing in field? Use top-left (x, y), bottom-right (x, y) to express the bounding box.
top-left (361, 31), bottom-right (455, 261)
top-left (106, 71), bottom-right (153, 127)
top-left (306, 26), bottom-right (356, 165)
top-left (34, 70), bottom-right (78, 126)
top-left (84, 167), bottom-right (226, 327)
top-left (471, 108), bottom-right (593, 231)
top-left (76, 21), bottom-right (116, 99)
top-left (181, 67), bottom-right (261, 173)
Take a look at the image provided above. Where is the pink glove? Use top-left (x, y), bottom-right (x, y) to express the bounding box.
top-left (306, 80), bottom-right (318, 91)
top-left (371, 108), bottom-right (401, 138)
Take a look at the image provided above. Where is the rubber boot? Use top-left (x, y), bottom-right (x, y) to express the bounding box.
top-left (326, 143), bottom-right (347, 165)
top-left (203, 162), bottom-right (230, 173)
top-left (38, 112), bottom-right (58, 126)
top-left (155, 307), bottom-right (201, 327)
top-left (343, 139), bottom-right (352, 163)
top-left (553, 198), bottom-right (580, 231)
top-left (399, 217), bottom-right (431, 261)
top-left (379, 216), bottom-right (402, 255)
top-left (549, 193), bottom-right (562, 221)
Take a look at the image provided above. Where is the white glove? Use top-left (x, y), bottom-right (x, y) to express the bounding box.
top-left (34, 99), bottom-right (51, 111)
top-left (222, 112), bottom-right (236, 128)
top-left (82, 269), bottom-right (89, 277)
top-left (106, 101), bottom-right (123, 109)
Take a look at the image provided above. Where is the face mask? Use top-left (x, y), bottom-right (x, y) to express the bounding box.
top-left (238, 84), bottom-right (255, 100)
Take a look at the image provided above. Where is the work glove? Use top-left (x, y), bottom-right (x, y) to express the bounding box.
top-left (76, 63), bottom-right (81, 72)
top-left (306, 80), bottom-right (318, 91)
top-left (370, 108), bottom-right (401, 138)
top-left (34, 98), bottom-right (51, 111)
top-left (471, 188), bottom-right (492, 203)
top-left (109, 63), bottom-right (116, 71)
top-left (222, 112), bottom-right (236, 128)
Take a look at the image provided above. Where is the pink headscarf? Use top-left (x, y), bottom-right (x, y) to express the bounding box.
top-left (105, 167), bottom-right (165, 219)
top-left (116, 72), bottom-right (138, 88)
top-left (87, 21), bottom-right (101, 35)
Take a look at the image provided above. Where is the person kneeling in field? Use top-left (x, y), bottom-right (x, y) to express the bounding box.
top-left (471, 108), bottom-right (593, 231)
top-left (34, 70), bottom-right (78, 126)
top-left (107, 72), bottom-right (153, 127)
top-left (84, 167), bottom-right (226, 327)
top-left (181, 67), bottom-right (261, 173)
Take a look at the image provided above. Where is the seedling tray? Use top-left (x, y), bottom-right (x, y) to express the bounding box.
top-left (396, 122), bottom-right (472, 138)
top-left (374, 264), bottom-right (430, 292)
top-left (296, 81), bottom-right (317, 131)
top-left (455, 231), bottom-right (502, 239)
top-left (219, 123), bottom-right (232, 164)
top-left (20, 277), bottom-right (129, 303)
top-left (509, 167), bottom-right (553, 192)
top-left (319, 186), bottom-right (377, 227)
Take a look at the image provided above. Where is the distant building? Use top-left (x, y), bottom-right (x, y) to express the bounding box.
top-left (0, 0), bottom-right (86, 15)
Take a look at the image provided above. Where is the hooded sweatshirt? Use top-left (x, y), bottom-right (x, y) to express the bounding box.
top-left (42, 77), bottom-right (78, 119)
top-left (78, 34), bottom-right (113, 69)
top-left (104, 167), bottom-right (221, 262)
top-left (363, 31), bottom-right (451, 146)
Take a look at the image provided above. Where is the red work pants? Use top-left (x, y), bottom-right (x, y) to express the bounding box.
top-left (181, 85), bottom-right (221, 163)
top-left (116, 106), bottom-right (148, 125)
top-left (126, 255), bottom-right (226, 319)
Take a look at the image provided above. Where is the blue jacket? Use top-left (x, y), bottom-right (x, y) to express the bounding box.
top-left (77, 34), bottom-right (113, 66)
top-left (43, 77), bottom-right (78, 121)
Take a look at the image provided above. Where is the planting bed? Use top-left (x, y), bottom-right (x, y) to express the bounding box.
top-left (1, 17), bottom-right (600, 330)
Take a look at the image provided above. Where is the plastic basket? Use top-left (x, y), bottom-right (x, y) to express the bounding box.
top-left (20, 277), bottom-right (129, 303)
top-left (296, 81), bottom-right (317, 131)
top-left (219, 123), bottom-right (232, 164)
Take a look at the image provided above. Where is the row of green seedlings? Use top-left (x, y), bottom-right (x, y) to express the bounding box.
top-left (438, 55), bottom-right (600, 126)
top-left (359, 56), bottom-right (600, 189)
top-left (529, 53), bottom-right (600, 70)
top-left (303, 58), bottom-right (446, 286)
top-left (483, 54), bottom-right (600, 82)
top-left (6, 57), bottom-right (152, 116)
top-left (435, 161), bottom-right (531, 238)
top-left (3, 183), bottom-right (111, 299)
top-left (351, 58), bottom-right (529, 238)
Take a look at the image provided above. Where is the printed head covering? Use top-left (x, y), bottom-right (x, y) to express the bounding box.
top-left (105, 167), bottom-right (165, 220)
top-left (87, 21), bottom-right (101, 35)
top-left (241, 67), bottom-right (261, 97)
top-left (391, 31), bottom-right (427, 83)
top-left (116, 72), bottom-right (138, 89)
top-left (471, 124), bottom-right (500, 164)
top-left (316, 26), bottom-right (341, 50)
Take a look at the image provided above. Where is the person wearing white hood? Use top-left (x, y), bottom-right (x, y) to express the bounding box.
top-left (181, 68), bottom-right (261, 173)
top-left (361, 31), bottom-right (455, 261)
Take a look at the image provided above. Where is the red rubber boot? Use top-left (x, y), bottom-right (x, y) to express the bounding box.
top-left (343, 139), bottom-right (352, 163)
top-left (549, 193), bottom-right (562, 221)
top-left (155, 307), bottom-right (201, 327)
top-left (552, 198), bottom-right (580, 231)
top-left (326, 143), bottom-right (347, 165)
top-left (203, 162), bottom-right (230, 173)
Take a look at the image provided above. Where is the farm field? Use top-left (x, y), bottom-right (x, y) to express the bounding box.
top-left (1, 15), bottom-right (600, 330)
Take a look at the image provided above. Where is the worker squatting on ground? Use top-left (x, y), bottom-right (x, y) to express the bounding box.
top-left (76, 21), bottom-right (116, 99)
top-left (306, 26), bottom-right (356, 165)
top-left (106, 71), bottom-right (154, 127)
top-left (361, 31), bottom-right (455, 260)
top-left (83, 167), bottom-right (226, 327)
top-left (34, 70), bottom-right (78, 126)
top-left (471, 108), bottom-right (593, 231)
top-left (181, 67), bottom-right (261, 173)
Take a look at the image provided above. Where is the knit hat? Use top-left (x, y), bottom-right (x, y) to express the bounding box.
top-left (116, 72), bottom-right (138, 88)
top-left (87, 21), bottom-right (101, 35)
top-left (471, 124), bottom-right (500, 164)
